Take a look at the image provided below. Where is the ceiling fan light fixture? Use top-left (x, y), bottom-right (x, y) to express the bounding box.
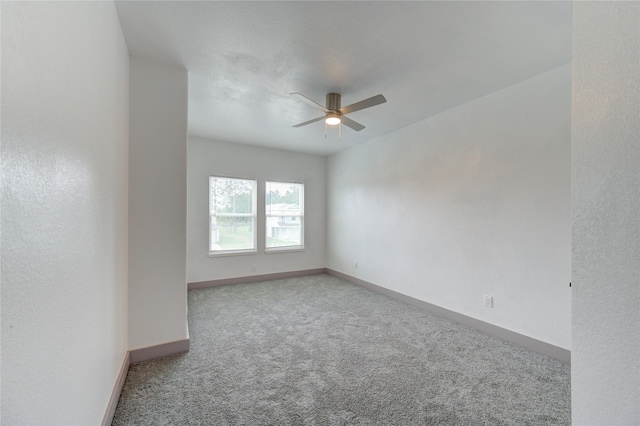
top-left (291, 92), bottom-right (386, 132)
top-left (325, 113), bottom-right (341, 126)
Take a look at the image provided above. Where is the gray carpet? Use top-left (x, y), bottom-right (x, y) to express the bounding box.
top-left (113, 274), bottom-right (570, 425)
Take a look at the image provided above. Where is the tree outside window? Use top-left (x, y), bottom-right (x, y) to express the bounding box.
top-left (209, 176), bottom-right (257, 255)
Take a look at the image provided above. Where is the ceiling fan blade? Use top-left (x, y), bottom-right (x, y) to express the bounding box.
top-left (340, 116), bottom-right (365, 131)
top-left (292, 116), bottom-right (325, 128)
top-left (290, 92), bottom-right (329, 113)
top-left (339, 94), bottom-right (387, 115)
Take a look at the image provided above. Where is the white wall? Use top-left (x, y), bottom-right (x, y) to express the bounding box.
top-left (571, 2), bottom-right (640, 424)
top-left (128, 57), bottom-right (189, 351)
top-left (1, 2), bottom-right (129, 424)
top-left (328, 64), bottom-right (572, 349)
top-left (188, 137), bottom-right (326, 283)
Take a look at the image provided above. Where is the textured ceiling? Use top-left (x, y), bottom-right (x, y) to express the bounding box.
top-left (115, 1), bottom-right (572, 156)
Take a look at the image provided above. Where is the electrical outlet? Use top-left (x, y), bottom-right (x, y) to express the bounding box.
top-left (484, 295), bottom-right (493, 308)
top-left (251, 265), bottom-right (256, 273)
top-left (354, 262), bottom-right (358, 269)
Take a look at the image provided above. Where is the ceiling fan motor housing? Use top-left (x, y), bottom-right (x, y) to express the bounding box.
top-left (326, 93), bottom-right (341, 113)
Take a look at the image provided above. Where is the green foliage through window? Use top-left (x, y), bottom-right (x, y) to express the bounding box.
top-left (210, 177), bottom-right (257, 253)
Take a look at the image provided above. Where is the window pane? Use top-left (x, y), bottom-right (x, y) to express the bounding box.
top-left (210, 216), bottom-right (255, 251)
top-left (266, 181), bottom-right (303, 249)
top-left (266, 219), bottom-right (302, 247)
top-left (210, 176), bottom-right (256, 254)
top-left (211, 177), bottom-right (255, 214)
top-left (265, 182), bottom-right (302, 215)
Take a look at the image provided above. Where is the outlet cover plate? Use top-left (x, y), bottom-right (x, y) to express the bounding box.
top-left (484, 295), bottom-right (493, 308)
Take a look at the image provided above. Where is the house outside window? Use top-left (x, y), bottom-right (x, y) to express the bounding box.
top-left (265, 181), bottom-right (304, 251)
top-left (209, 176), bottom-right (257, 255)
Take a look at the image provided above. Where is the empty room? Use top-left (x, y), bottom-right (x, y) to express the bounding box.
top-left (1, 1), bottom-right (638, 425)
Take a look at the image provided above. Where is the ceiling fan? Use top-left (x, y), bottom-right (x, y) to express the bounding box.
top-left (290, 92), bottom-right (387, 132)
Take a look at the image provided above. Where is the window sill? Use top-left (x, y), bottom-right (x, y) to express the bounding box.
top-left (264, 246), bottom-right (305, 254)
top-left (208, 249), bottom-right (258, 258)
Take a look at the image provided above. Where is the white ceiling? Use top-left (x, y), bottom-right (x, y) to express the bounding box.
top-left (115, 1), bottom-right (572, 156)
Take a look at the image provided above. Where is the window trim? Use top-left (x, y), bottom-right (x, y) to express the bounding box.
top-left (264, 180), bottom-right (305, 253)
top-left (209, 175), bottom-right (258, 257)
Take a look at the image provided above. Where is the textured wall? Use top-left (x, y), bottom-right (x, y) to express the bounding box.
top-left (128, 57), bottom-right (189, 351)
top-left (571, 2), bottom-right (640, 424)
top-left (327, 65), bottom-right (572, 349)
top-left (1, 2), bottom-right (129, 424)
top-left (188, 137), bottom-right (326, 283)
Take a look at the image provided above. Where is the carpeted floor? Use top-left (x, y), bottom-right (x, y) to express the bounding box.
top-left (112, 274), bottom-right (570, 425)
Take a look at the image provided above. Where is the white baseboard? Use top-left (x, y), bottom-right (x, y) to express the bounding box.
top-left (190, 268), bottom-right (570, 363)
top-left (102, 339), bottom-right (190, 424)
top-left (188, 268), bottom-right (326, 290)
top-left (101, 351), bottom-right (130, 426)
top-left (326, 269), bottom-right (571, 364)
top-left (102, 269), bottom-right (569, 424)
top-left (129, 338), bottom-right (190, 364)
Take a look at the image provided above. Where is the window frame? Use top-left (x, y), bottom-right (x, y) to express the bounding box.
top-left (208, 175), bottom-right (258, 257)
top-left (264, 180), bottom-right (305, 253)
